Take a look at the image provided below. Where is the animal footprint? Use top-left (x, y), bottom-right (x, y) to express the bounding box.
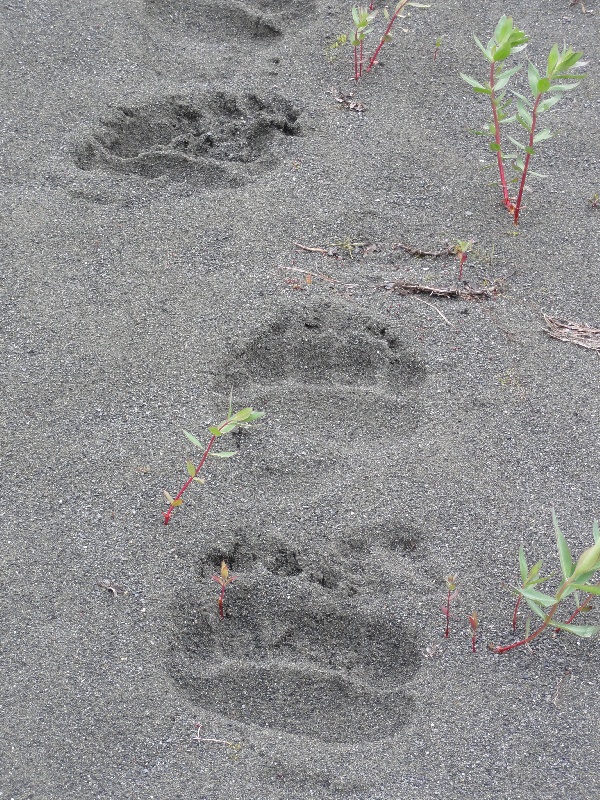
top-left (145, 0), bottom-right (314, 41)
top-left (170, 577), bottom-right (420, 744)
top-left (73, 92), bottom-right (300, 185)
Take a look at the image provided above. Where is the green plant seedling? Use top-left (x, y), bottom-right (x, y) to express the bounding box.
top-left (433, 35), bottom-right (443, 61)
top-left (588, 192), bottom-right (599, 209)
top-left (162, 393), bottom-right (264, 524)
top-left (442, 573), bottom-right (459, 638)
top-left (461, 16), bottom-right (585, 224)
top-left (212, 560), bottom-right (237, 620)
top-left (452, 239), bottom-right (473, 280)
top-left (494, 512), bottom-right (600, 654)
top-left (351, 6), bottom-right (377, 80)
top-left (350, 2), bottom-right (429, 81)
top-left (468, 611), bottom-right (479, 652)
top-left (326, 33), bottom-right (348, 63)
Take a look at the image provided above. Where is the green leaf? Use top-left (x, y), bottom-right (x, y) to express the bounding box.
top-left (494, 63), bottom-right (521, 91)
top-left (593, 520), bottom-right (600, 545)
top-left (382, 34), bottom-right (393, 42)
top-left (548, 83), bottom-right (582, 93)
top-left (507, 134), bottom-right (526, 150)
top-left (537, 95), bottom-right (561, 113)
top-left (533, 128), bottom-right (553, 143)
top-left (460, 73), bottom-right (488, 92)
top-left (489, 142), bottom-right (501, 152)
top-left (231, 407), bottom-right (254, 422)
top-left (573, 538), bottom-right (600, 579)
top-left (557, 49), bottom-right (584, 71)
top-left (352, 7), bottom-right (360, 26)
top-left (493, 40), bottom-right (513, 63)
top-left (208, 426), bottom-right (222, 437)
top-left (528, 61), bottom-right (541, 96)
top-left (553, 510), bottom-right (573, 581)
top-left (528, 560), bottom-right (544, 582)
top-left (570, 583), bottom-right (600, 596)
top-left (519, 586), bottom-right (557, 607)
top-left (183, 429), bottom-right (203, 448)
top-left (516, 100), bottom-right (533, 129)
top-left (473, 34), bottom-right (491, 61)
top-left (547, 43), bottom-right (559, 76)
top-left (219, 422), bottom-right (237, 435)
top-left (519, 545), bottom-right (528, 583)
top-left (553, 621), bottom-right (600, 637)
top-left (186, 460), bottom-right (197, 478)
top-left (245, 411), bottom-right (265, 421)
top-left (524, 597), bottom-right (549, 621)
top-left (494, 15), bottom-right (511, 46)
top-left (537, 77), bottom-right (551, 94)
top-left (209, 451), bottom-right (237, 458)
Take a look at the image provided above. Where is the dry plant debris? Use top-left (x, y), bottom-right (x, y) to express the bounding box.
top-left (381, 280), bottom-right (499, 300)
top-left (334, 89), bottom-right (366, 112)
top-left (543, 315), bottom-right (600, 351)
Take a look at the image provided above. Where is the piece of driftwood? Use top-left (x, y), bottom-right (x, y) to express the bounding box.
top-left (543, 315), bottom-right (600, 351)
top-left (380, 280), bottom-right (498, 300)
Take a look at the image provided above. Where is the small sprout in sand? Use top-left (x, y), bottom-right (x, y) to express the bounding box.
top-left (350, 2), bottom-right (429, 81)
top-left (588, 192), bottom-right (599, 210)
top-left (493, 512), bottom-right (600, 654)
top-left (468, 611), bottom-right (479, 652)
top-left (326, 32), bottom-right (348, 63)
top-left (461, 16), bottom-right (586, 224)
top-left (433, 35), bottom-right (443, 61)
top-left (162, 392), bottom-right (264, 525)
top-left (452, 240), bottom-right (473, 280)
top-left (350, 6), bottom-right (377, 80)
top-left (212, 560), bottom-right (237, 620)
top-left (442, 573), bottom-right (459, 638)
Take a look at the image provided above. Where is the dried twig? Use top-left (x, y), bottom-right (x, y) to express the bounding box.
top-left (414, 297), bottom-right (456, 327)
top-left (193, 724), bottom-right (241, 753)
top-left (294, 242), bottom-right (333, 256)
top-left (393, 242), bottom-right (453, 258)
top-left (544, 315), bottom-right (600, 351)
top-left (381, 280), bottom-right (498, 300)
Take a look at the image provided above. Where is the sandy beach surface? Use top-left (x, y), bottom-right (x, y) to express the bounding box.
top-left (2, 1), bottom-right (599, 797)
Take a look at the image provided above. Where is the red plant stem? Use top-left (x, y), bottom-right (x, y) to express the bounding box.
top-left (489, 61), bottom-right (512, 210)
top-left (366, 0), bottom-right (410, 72)
top-left (163, 432), bottom-right (217, 524)
top-left (471, 634), bottom-right (476, 653)
top-left (354, 39), bottom-right (359, 81)
top-left (360, 40), bottom-right (364, 78)
top-left (557, 588), bottom-right (596, 630)
top-left (512, 594), bottom-right (522, 633)
top-left (513, 94), bottom-right (542, 225)
top-left (217, 587), bottom-right (225, 619)
top-left (444, 588), bottom-right (451, 638)
top-left (494, 615), bottom-right (551, 654)
top-left (495, 594), bottom-right (564, 653)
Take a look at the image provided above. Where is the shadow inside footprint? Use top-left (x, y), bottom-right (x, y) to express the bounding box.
top-left (145, 0), bottom-right (315, 40)
top-left (221, 302), bottom-right (426, 392)
top-left (73, 92), bottom-right (300, 185)
top-left (169, 586), bottom-right (420, 744)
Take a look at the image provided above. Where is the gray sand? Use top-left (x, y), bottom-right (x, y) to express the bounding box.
top-left (2, 1), bottom-right (599, 798)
